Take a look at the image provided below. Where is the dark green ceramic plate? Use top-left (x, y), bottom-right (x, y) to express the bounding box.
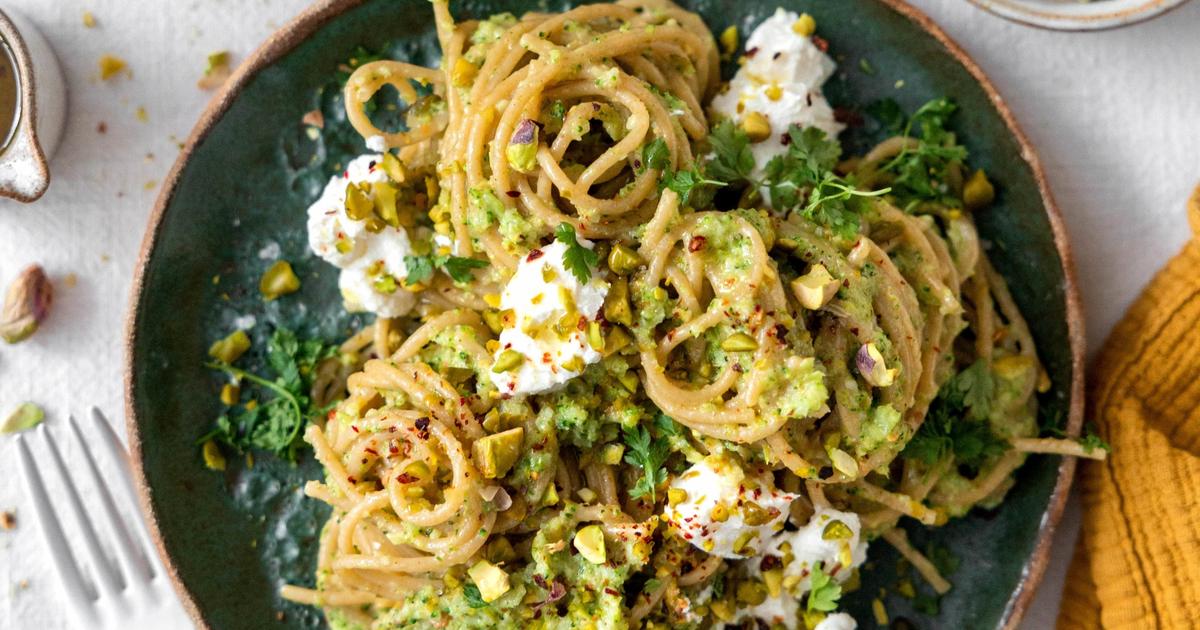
top-left (125, 1), bottom-right (1085, 628)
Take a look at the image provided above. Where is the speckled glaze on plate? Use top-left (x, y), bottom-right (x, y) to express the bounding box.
top-left (967, 0), bottom-right (1192, 31)
top-left (125, 1), bottom-right (1085, 628)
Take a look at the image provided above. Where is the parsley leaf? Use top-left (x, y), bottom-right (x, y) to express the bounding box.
top-left (663, 166), bottom-right (724, 208)
top-left (640, 138), bottom-right (670, 173)
top-left (622, 424), bottom-right (669, 501)
top-left (705, 120), bottom-right (756, 185)
top-left (806, 562), bottom-right (843, 613)
top-left (871, 97), bottom-right (969, 209)
top-left (203, 328), bottom-right (338, 461)
top-left (554, 223), bottom-right (599, 283)
top-left (404, 254), bottom-right (488, 285)
top-left (463, 583), bottom-right (489, 609)
top-left (902, 360), bottom-right (1008, 469)
top-left (1080, 423), bottom-right (1111, 455)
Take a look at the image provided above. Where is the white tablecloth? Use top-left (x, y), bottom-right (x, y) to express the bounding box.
top-left (1, 0), bottom-right (1197, 628)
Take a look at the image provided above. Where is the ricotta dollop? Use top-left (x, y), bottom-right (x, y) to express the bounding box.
top-left (306, 154), bottom-right (416, 317)
top-left (710, 8), bottom-right (844, 178)
top-left (489, 240), bottom-right (609, 396)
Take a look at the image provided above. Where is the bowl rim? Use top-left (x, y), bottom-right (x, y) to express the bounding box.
top-left (122, 0), bottom-right (1087, 628)
top-left (965, 0), bottom-right (1191, 32)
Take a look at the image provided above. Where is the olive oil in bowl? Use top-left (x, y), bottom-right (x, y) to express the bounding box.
top-left (0, 38), bottom-right (20, 154)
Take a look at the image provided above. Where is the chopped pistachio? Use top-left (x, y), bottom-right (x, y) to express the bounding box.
top-left (99, 54), bottom-right (127, 80)
top-left (587, 321), bottom-right (604, 352)
top-left (616, 368), bottom-right (639, 392)
top-left (710, 503), bottom-right (731, 523)
top-left (600, 443), bottom-right (625, 465)
top-left (204, 51), bottom-right (229, 76)
top-left (763, 569), bottom-right (784, 598)
top-left (828, 447), bottom-right (859, 479)
top-left (667, 487), bottom-right (688, 506)
top-left (482, 408), bottom-right (502, 433)
top-left (741, 502), bottom-right (772, 526)
top-left (603, 278), bottom-right (633, 326)
top-left (606, 243), bottom-right (644, 276)
top-left (856, 342), bottom-right (898, 387)
top-left (472, 427), bottom-right (524, 479)
top-left (741, 111), bottom-right (771, 143)
top-left (791, 263), bottom-right (840, 310)
top-left (506, 119), bottom-right (539, 173)
top-left (541, 482), bottom-right (560, 507)
top-left (732, 530), bottom-right (759, 555)
top-left (709, 598), bottom-right (736, 621)
top-left (482, 309), bottom-right (504, 334)
top-left (561, 355), bottom-right (585, 374)
top-left (202, 439), bottom-right (226, 471)
top-left (1, 265), bottom-right (52, 344)
top-left (259, 260), bottom-right (301, 300)
top-left (451, 57), bottom-right (478, 88)
top-left (467, 560), bottom-right (510, 602)
top-left (380, 152), bottom-right (406, 183)
top-left (721, 332), bottom-right (758, 352)
top-left (573, 524), bottom-right (607, 564)
top-left (219, 383), bottom-right (240, 406)
top-left (719, 25), bottom-right (738, 57)
top-left (485, 537), bottom-right (516, 564)
top-left (208, 330), bottom-right (251, 364)
top-left (963, 169), bottom-right (995, 210)
top-left (576, 487), bottom-right (598, 503)
top-left (344, 182), bottom-right (374, 220)
top-left (492, 348), bottom-right (525, 374)
top-left (82, 11), bottom-right (97, 28)
top-left (1, 403), bottom-right (44, 434)
top-left (822, 519), bottom-right (854, 540)
top-left (606, 326), bottom-right (634, 358)
top-left (792, 13), bottom-right (816, 37)
top-left (736, 580), bottom-right (767, 605)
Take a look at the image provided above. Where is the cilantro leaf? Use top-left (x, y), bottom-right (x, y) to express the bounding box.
top-left (622, 424), bottom-right (669, 501)
top-left (705, 120), bottom-right (756, 185)
top-left (871, 97), bottom-right (969, 209)
top-left (806, 562), bottom-right (843, 613)
top-left (203, 328), bottom-right (338, 461)
top-left (554, 223), bottom-right (599, 283)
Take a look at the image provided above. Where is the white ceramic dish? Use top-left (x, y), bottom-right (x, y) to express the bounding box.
top-left (967, 0), bottom-right (1192, 31)
top-left (0, 6), bottom-right (66, 202)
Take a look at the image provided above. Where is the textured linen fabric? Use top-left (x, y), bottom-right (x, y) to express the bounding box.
top-left (1058, 186), bottom-right (1200, 629)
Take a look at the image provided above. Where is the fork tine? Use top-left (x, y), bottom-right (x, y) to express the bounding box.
top-left (90, 407), bottom-right (160, 577)
top-left (68, 413), bottom-right (153, 584)
top-left (39, 423), bottom-right (125, 596)
top-left (15, 434), bottom-right (101, 619)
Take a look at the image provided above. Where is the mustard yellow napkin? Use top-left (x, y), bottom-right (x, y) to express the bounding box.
top-left (1058, 186), bottom-right (1200, 628)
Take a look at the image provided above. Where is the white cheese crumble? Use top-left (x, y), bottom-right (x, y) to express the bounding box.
top-left (710, 8), bottom-right (844, 179)
top-left (663, 454), bottom-right (798, 559)
top-left (306, 153), bottom-right (416, 317)
top-left (365, 134), bottom-right (388, 152)
top-left (489, 240), bottom-right (608, 396)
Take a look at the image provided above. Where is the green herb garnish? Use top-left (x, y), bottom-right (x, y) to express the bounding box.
top-left (622, 424), bottom-right (669, 501)
top-left (806, 562), bottom-right (843, 613)
top-left (404, 253), bottom-right (488, 285)
top-left (202, 328), bottom-right (337, 461)
top-left (463, 583), bottom-right (489, 609)
top-left (639, 137), bottom-right (670, 173)
top-left (903, 359), bottom-right (1008, 468)
top-left (663, 166), bottom-right (724, 209)
top-left (868, 97), bottom-right (969, 209)
top-left (554, 223), bottom-right (599, 284)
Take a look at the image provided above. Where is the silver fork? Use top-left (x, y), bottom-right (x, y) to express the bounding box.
top-left (14, 408), bottom-right (193, 629)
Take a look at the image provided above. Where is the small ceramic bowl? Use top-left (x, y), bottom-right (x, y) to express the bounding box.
top-left (967, 0), bottom-right (1193, 30)
top-left (0, 6), bottom-right (66, 203)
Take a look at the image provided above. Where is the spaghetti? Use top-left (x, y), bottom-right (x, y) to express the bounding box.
top-left (274, 1), bottom-right (1104, 628)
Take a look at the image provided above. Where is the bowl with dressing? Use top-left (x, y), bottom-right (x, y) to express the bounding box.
top-left (0, 7), bottom-right (66, 203)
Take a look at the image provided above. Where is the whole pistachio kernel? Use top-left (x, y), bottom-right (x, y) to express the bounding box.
top-left (822, 519), bottom-right (854, 540)
top-left (219, 383), bottom-right (240, 406)
top-left (573, 524), bottom-right (607, 564)
top-left (721, 332), bottom-right (759, 352)
top-left (603, 278), bottom-right (633, 326)
top-left (208, 330), bottom-right (251, 364)
top-left (201, 439), bottom-right (226, 471)
top-left (482, 309), bottom-right (505, 334)
top-left (472, 427), bottom-right (525, 479)
top-left (667, 487), bottom-right (688, 506)
top-left (606, 243), bottom-right (645, 276)
top-left (260, 260), bottom-right (301, 300)
top-left (828, 447), bottom-right (859, 479)
top-left (344, 182), bottom-right (374, 220)
top-left (491, 349), bottom-right (525, 373)
top-left (0, 264), bottom-right (53, 344)
top-left (467, 560), bottom-right (510, 603)
top-left (741, 111), bottom-right (772, 143)
top-left (506, 119), bottom-right (539, 173)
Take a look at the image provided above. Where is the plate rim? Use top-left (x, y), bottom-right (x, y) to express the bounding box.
top-left (964, 0), bottom-right (1191, 32)
top-left (122, 0), bottom-right (1087, 628)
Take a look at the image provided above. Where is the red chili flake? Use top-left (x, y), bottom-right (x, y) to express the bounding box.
top-left (347, 476), bottom-right (357, 484)
top-left (414, 417), bottom-right (431, 440)
top-left (327, 409), bottom-right (337, 420)
top-left (368, 160), bottom-right (377, 170)
top-left (527, 248), bottom-right (545, 261)
top-left (532, 575), bottom-right (549, 589)
top-left (542, 352), bottom-right (552, 364)
top-left (604, 588), bottom-right (620, 596)
top-left (389, 444), bottom-right (400, 454)
top-left (350, 425), bottom-right (360, 433)
top-left (812, 35), bottom-right (829, 52)
top-left (760, 555), bottom-right (782, 570)
top-left (688, 235), bottom-right (706, 252)
top-left (396, 472), bottom-right (418, 484)
top-left (746, 47), bottom-right (760, 58)
top-left (774, 324), bottom-right (787, 340)
top-left (576, 315), bottom-right (588, 330)
top-left (781, 132), bottom-right (792, 146)
top-left (506, 190), bottom-right (520, 198)
top-left (772, 51), bottom-right (782, 60)
top-left (683, 533), bottom-right (694, 540)
top-left (364, 447), bottom-right (379, 456)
